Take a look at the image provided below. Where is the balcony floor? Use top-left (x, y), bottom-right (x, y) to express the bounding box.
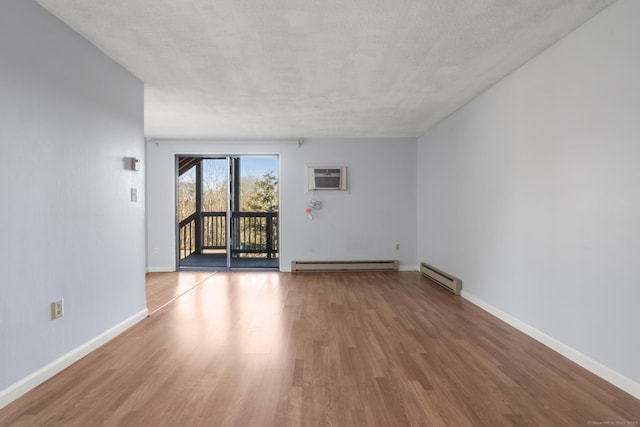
top-left (179, 252), bottom-right (279, 270)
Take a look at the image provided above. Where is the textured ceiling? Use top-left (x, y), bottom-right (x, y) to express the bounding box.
top-left (35, 0), bottom-right (614, 139)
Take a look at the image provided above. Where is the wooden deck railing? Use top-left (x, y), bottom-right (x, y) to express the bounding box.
top-left (179, 211), bottom-right (278, 260)
top-left (202, 212), bottom-right (226, 250)
top-left (178, 213), bottom-right (197, 259)
top-left (230, 212), bottom-right (278, 258)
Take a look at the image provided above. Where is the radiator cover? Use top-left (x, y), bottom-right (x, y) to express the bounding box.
top-left (420, 262), bottom-right (462, 295)
top-left (291, 260), bottom-right (399, 272)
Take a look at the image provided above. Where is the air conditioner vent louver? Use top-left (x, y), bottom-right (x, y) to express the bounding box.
top-left (315, 176), bottom-right (340, 188)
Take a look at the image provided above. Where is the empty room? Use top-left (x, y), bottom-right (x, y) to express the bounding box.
top-left (1, 0), bottom-right (638, 425)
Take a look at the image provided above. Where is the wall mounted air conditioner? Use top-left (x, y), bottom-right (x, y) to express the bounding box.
top-left (307, 166), bottom-right (348, 190)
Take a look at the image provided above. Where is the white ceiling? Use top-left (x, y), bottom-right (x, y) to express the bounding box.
top-left (35, 0), bottom-right (614, 139)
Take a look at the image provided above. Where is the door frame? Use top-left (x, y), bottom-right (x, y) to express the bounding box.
top-left (174, 153), bottom-right (280, 271)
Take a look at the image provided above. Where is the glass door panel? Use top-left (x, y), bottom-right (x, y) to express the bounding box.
top-left (229, 156), bottom-right (279, 269)
top-left (177, 164), bottom-right (197, 261)
top-left (199, 158), bottom-right (228, 269)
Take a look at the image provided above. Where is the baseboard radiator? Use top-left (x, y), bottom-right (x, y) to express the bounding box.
top-left (291, 260), bottom-right (399, 272)
top-left (420, 262), bottom-right (462, 295)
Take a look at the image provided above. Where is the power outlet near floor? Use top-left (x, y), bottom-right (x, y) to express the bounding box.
top-left (51, 299), bottom-right (64, 320)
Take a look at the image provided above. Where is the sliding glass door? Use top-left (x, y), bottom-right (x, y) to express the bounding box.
top-left (176, 155), bottom-right (278, 270)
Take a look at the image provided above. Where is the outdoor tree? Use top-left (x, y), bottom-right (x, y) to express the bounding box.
top-left (202, 159), bottom-right (227, 212)
top-left (178, 168), bottom-right (196, 222)
top-left (244, 172), bottom-right (278, 212)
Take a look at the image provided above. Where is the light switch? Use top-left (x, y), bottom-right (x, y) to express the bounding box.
top-left (131, 187), bottom-right (137, 203)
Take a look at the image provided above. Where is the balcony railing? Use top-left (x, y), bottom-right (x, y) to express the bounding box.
top-left (179, 212), bottom-right (197, 259)
top-left (203, 212), bottom-right (226, 250)
top-left (179, 211), bottom-right (278, 260)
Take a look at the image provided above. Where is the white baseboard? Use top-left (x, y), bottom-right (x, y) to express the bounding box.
top-left (146, 267), bottom-right (175, 273)
top-left (0, 309), bottom-right (149, 409)
top-left (461, 291), bottom-right (640, 400)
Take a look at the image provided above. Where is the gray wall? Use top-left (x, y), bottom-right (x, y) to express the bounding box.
top-left (146, 138), bottom-right (418, 271)
top-left (0, 0), bottom-right (146, 395)
top-left (417, 0), bottom-right (639, 388)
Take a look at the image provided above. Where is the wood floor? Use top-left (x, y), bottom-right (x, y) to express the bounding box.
top-left (1, 272), bottom-right (638, 426)
top-left (145, 271), bottom-right (216, 314)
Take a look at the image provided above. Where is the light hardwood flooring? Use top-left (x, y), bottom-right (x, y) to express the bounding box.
top-left (1, 271), bottom-right (638, 426)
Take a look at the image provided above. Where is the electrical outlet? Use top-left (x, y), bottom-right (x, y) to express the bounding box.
top-left (395, 243), bottom-right (401, 251)
top-left (51, 299), bottom-right (64, 320)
